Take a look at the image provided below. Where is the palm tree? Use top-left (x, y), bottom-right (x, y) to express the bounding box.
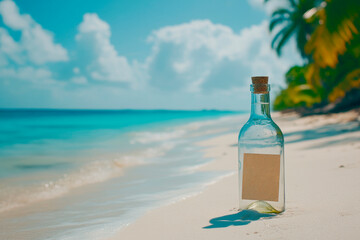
top-left (304, 0), bottom-right (360, 102)
top-left (267, 0), bottom-right (318, 60)
top-left (268, 0), bottom-right (360, 111)
top-left (305, 0), bottom-right (360, 68)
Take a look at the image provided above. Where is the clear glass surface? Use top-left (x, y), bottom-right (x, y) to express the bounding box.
top-left (238, 85), bottom-right (285, 213)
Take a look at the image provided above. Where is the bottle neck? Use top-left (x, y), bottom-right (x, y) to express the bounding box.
top-left (250, 92), bottom-right (271, 120)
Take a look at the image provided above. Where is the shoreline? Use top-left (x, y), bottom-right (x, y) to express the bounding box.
top-left (0, 112), bottom-right (243, 212)
top-left (107, 109), bottom-right (360, 240)
top-left (0, 112), bottom-right (248, 240)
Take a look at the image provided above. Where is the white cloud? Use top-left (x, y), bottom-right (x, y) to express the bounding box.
top-left (146, 19), bottom-right (301, 92)
top-left (247, 0), bottom-right (266, 10)
top-left (0, 66), bottom-right (55, 84)
top-left (73, 67), bottom-right (80, 74)
top-left (71, 76), bottom-right (88, 84)
top-left (0, 0), bottom-right (69, 98)
top-left (0, 1), bottom-right (302, 109)
top-left (247, 0), bottom-right (290, 15)
top-left (0, 0), bottom-right (68, 65)
top-left (22, 24), bottom-right (68, 64)
top-left (75, 13), bottom-right (135, 84)
top-left (0, 28), bottom-right (22, 65)
top-left (0, 0), bottom-right (30, 30)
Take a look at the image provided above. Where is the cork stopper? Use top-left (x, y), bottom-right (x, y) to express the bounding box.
top-left (251, 76), bottom-right (269, 94)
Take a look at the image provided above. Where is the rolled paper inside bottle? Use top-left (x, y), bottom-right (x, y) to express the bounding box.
top-left (251, 76), bottom-right (269, 94)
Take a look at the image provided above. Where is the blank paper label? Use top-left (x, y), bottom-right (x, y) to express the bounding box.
top-left (242, 153), bottom-right (280, 202)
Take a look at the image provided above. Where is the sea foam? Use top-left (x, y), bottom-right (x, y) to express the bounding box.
top-left (0, 143), bottom-right (172, 213)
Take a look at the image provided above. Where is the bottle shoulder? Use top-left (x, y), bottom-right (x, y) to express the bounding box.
top-left (238, 117), bottom-right (284, 142)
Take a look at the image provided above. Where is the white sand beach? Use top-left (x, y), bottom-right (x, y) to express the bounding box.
top-left (108, 109), bottom-right (360, 240)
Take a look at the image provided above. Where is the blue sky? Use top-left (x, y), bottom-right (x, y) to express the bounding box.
top-left (0, 0), bottom-right (301, 110)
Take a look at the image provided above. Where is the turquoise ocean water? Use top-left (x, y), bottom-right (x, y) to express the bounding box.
top-left (0, 109), bottom-right (247, 240)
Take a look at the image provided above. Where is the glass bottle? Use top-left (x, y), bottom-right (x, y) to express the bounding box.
top-left (238, 76), bottom-right (285, 213)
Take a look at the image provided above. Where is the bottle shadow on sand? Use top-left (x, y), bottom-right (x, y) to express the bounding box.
top-left (203, 209), bottom-right (275, 229)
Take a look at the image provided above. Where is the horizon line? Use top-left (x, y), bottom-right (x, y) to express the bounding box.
top-left (0, 107), bottom-right (247, 112)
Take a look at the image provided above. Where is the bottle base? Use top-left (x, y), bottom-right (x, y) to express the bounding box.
top-left (245, 200), bottom-right (283, 214)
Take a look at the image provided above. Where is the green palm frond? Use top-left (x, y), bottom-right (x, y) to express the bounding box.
top-left (270, 16), bottom-right (290, 32)
top-left (305, 0), bottom-right (360, 68)
top-left (264, 0), bottom-right (296, 7)
top-left (328, 68), bottom-right (360, 102)
top-left (269, 0), bottom-right (360, 109)
top-left (268, 0), bottom-right (317, 60)
top-left (273, 83), bottom-right (322, 110)
top-left (275, 24), bottom-right (296, 55)
top-left (289, 0), bottom-right (297, 7)
top-left (271, 8), bottom-right (292, 18)
top-left (271, 27), bottom-right (289, 50)
top-left (296, 25), bottom-right (310, 58)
